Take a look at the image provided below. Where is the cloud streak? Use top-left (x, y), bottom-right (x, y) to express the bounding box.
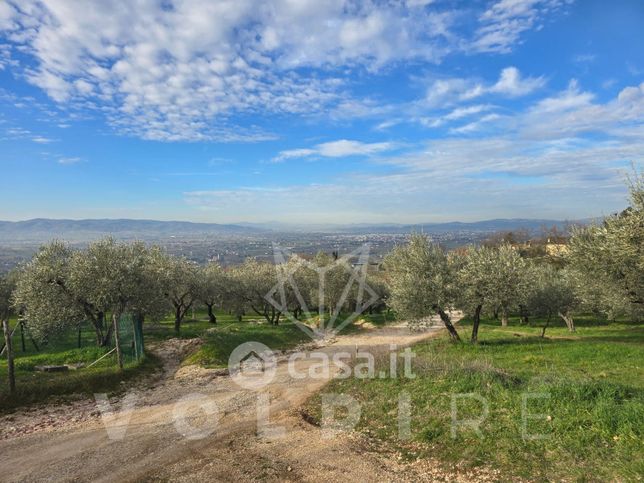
top-left (273, 139), bottom-right (397, 162)
top-left (186, 81), bottom-right (644, 222)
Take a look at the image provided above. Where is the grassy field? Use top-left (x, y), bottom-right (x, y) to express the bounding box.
top-left (180, 312), bottom-right (390, 367)
top-left (304, 316), bottom-right (644, 481)
top-left (0, 309), bottom-right (384, 410)
top-left (0, 310), bottom-right (268, 410)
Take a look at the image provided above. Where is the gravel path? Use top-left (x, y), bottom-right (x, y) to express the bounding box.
top-left (0, 315), bottom-right (500, 482)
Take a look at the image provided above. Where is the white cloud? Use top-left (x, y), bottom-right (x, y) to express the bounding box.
top-left (31, 136), bottom-right (55, 144)
top-left (531, 80), bottom-right (594, 114)
top-left (273, 148), bottom-right (318, 162)
top-left (448, 113), bottom-right (502, 134)
top-left (273, 139), bottom-right (396, 162)
top-left (489, 66), bottom-right (545, 96)
top-left (58, 156), bottom-right (82, 165)
top-left (472, 0), bottom-right (568, 53)
top-left (187, 81), bottom-right (644, 223)
top-left (0, 0), bottom-right (460, 141)
top-left (424, 66), bottom-right (544, 108)
top-left (522, 81), bottom-right (644, 139)
top-left (0, 2), bottom-right (16, 30)
top-left (317, 140), bottom-right (395, 157)
top-left (418, 104), bottom-right (495, 128)
top-left (0, 1), bottom-right (562, 141)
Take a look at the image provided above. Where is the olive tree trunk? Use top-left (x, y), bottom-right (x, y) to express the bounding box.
top-left (206, 304), bottom-right (217, 324)
top-left (471, 304), bottom-right (483, 343)
top-left (436, 308), bottom-right (461, 342)
top-left (2, 319), bottom-right (16, 394)
top-left (500, 307), bottom-right (509, 327)
top-left (558, 311), bottom-right (575, 332)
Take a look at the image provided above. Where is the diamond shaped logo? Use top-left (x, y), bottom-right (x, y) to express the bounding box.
top-left (265, 244), bottom-right (379, 340)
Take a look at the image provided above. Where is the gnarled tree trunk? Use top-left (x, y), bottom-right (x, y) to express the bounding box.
top-left (206, 303), bottom-right (217, 324)
top-left (500, 307), bottom-right (509, 327)
top-left (558, 311), bottom-right (575, 332)
top-left (435, 307), bottom-right (461, 342)
top-left (2, 319), bottom-right (15, 394)
top-left (471, 304), bottom-right (483, 343)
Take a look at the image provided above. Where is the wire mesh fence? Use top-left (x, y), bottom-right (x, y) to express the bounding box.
top-left (116, 314), bottom-right (145, 364)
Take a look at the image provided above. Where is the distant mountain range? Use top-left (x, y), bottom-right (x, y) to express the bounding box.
top-left (0, 217), bottom-right (592, 243)
top-left (0, 218), bottom-right (263, 242)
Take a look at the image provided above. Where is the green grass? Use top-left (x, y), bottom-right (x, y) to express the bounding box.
top-left (0, 308), bottom-right (377, 410)
top-left (180, 310), bottom-right (396, 368)
top-left (183, 322), bottom-right (312, 367)
top-left (0, 308), bottom-right (394, 411)
top-left (304, 316), bottom-right (644, 481)
top-left (0, 309), bottom-right (235, 410)
top-left (0, 350), bottom-right (158, 411)
top-left (143, 309), bottom-right (268, 341)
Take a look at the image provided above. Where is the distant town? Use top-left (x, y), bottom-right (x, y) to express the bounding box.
top-left (0, 217), bottom-right (582, 272)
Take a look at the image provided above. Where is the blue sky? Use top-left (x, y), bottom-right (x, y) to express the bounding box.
top-left (0, 0), bottom-right (643, 224)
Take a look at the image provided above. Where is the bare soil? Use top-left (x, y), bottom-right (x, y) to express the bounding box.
top-left (0, 315), bottom-right (500, 482)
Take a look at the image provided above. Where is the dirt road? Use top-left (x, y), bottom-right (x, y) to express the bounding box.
top-left (0, 316), bottom-right (498, 482)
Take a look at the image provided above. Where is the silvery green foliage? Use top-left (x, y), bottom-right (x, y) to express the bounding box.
top-left (0, 271), bottom-right (18, 321)
top-left (273, 255), bottom-right (316, 316)
top-left (14, 241), bottom-right (88, 341)
top-left (309, 251), bottom-right (354, 315)
top-left (567, 170), bottom-right (643, 316)
top-left (453, 244), bottom-right (531, 336)
top-left (384, 234), bottom-right (456, 327)
top-left (526, 264), bottom-right (578, 323)
top-left (69, 238), bottom-right (169, 322)
top-left (476, 244), bottom-right (530, 320)
top-left (154, 252), bottom-right (199, 318)
top-left (230, 258), bottom-right (281, 323)
top-left (568, 267), bottom-right (631, 320)
top-left (455, 245), bottom-right (501, 315)
top-left (14, 239), bottom-right (170, 343)
top-left (198, 262), bottom-right (227, 308)
top-left (366, 271), bottom-right (390, 312)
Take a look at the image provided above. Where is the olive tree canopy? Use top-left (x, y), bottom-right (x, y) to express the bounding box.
top-left (567, 171), bottom-right (643, 317)
top-left (384, 234), bottom-right (461, 341)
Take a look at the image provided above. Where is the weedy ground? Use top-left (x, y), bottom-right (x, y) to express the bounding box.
top-left (304, 315), bottom-right (644, 481)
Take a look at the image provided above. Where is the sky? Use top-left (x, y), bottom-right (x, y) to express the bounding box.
top-left (0, 0), bottom-right (643, 224)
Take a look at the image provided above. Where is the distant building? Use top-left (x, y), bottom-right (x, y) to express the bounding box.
top-left (545, 238), bottom-right (569, 256)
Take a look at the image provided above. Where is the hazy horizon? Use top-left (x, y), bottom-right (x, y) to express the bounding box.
top-left (0, 215), bottom-right (597, 227)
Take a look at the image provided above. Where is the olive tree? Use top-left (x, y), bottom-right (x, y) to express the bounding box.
top-left (384, 234), bottom-right (460, 341)
top-left (198, 262), bottom-right (227, 324)
top-left (567, 171), bottom-right (643, 315)
top-left (309, 251), bottom-right (355, 317)
top-left (14, 241), bottom-right (108, 345)
top-left (455, 246), bottom-right (499, 342)
top-left (568, 268), bottom-right (631, 320)
top-left (526, 265), bottom-right (578, 336)
top-left (67, 238), bottom-right (168, 368)
top-left (155, 254), bottom-right (199, 335)
top-left (366, 271), bottom-right (390, 315)
top-left (274, 255), bottom-right (316, 320)
top-left (231, 258), bottom-right (281, 325)
top-left (1, 271), bottom-right (18, 393)
top-left (484, 244), bottom-right (530, 327)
